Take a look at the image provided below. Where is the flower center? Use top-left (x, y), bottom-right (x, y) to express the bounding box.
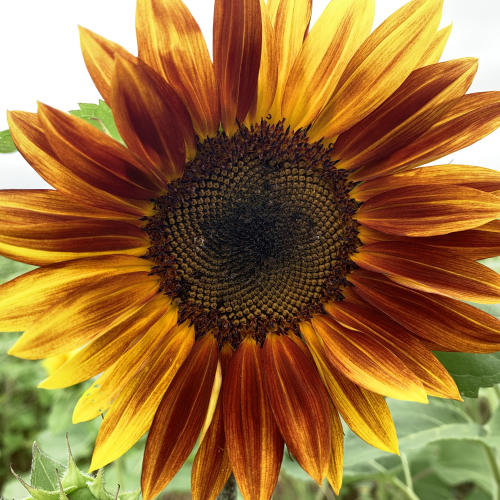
top-left (145, 120), bottom-right (359, 346)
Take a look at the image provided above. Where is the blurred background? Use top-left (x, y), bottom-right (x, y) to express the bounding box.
top-left (1, 1), bottom-right (500, 498)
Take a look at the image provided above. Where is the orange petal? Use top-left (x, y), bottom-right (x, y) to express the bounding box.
top-left (301, 321), bottom-right (398, 453)
top-left (326, 404), bottom-right (344, 495)
top-left (310, 0), bottom-right (443, 140)
top-left (356, 185), bottom-right (500, 236)
top-left (0, 189), bottom-right (142, 222)
top-left (7, 111), bottom-right (150, 217)
top-left (246, 0), bottom-right (278, 124)
top-left (8, 271), bottom-right (159, 360)
top-left (353, 241), bottom-right (500, 303)
top-left (79, 26), bottom-right (137, 104)
top-left (0, 254), bottom-right (152, 334)
top-left (192, 345), bottom-right (233, 500)
top-left (267, 0), bottom-right (312, 120)
top-left (324, 300), bottom-right (460, 400)
top-left (111, 56), bottom-right (194, 181)
top-left (309, 315), bottom-right (427, 402)
top-left (213, 0), bottom-right (262, 133)
top-left (141, 335), bottom-right (219, 500)
top-left (356, 224), bottom-right (500, 263)
top-left (39, 295), bottom-right (173, 389)
top-left (414, 220), bottom-right (500, 260)
top-left (335, 58), bottom-right (477, 170)
top-left (72, 306), bottom-right (179, 423)
top-left (38, 102), bottom-right (163, 197)
top-left (136, 0), bottom-right (219, 137)
top-left (281, 0), bottom-right (374, 128)
top-left (262, 334), bottom-right (330, 484)
top-left (352, 164), bottom-right (500, 201)
top-left (350, 269), bottom-right (500, 353)
top-left (353, 91), bottom-right (500, 180)
top-left (90, 322), bottom-right (195, 470)
top-left (417, 24), bottom-right (452, 67)
top-left (223, 337), bottom-right (283, 500)
top-left (0, 219), bottom-right (147, 266)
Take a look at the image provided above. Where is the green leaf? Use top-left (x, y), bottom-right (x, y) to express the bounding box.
top-left (429, 439), bottom-right (495, 495)
top-left (69, 101), bottom-right (123, 143)
top-left (0, 128), bottom-right (17, 153)
top-left (12, 438), bottom-right (140, 500)
top-left (435, 351), bottom-right (500, 398)
top-left (31, 442), bottom-right (66, 491)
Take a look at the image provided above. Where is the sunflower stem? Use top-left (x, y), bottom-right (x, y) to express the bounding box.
top-left (217, 474), bottom-right (237, 500)
top-left (400, 452), bottom-right (413, 491)
top-left (484, 442), bottom-right (500, 496)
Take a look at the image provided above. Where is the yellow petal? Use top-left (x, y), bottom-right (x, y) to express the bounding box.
top-left (417, 24), bottom-right (452, 67)
top-left (267, 0), bottom-right (312, 120)
top-left (72, 307), bottom-right (178, 423)
top-left (0, 255), bottom-right (151, 333)
top-left (310, 0), bottom-right (443, 140)
top-left (282, 0), bottom-right (374, 128)
top-left (89, 322), bottom-right (194, 470)
top-left (39, 295), bottom-right (173, 389)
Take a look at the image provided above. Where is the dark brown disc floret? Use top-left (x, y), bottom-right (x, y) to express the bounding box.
top-left (145, 120), bottom-right (359, 347)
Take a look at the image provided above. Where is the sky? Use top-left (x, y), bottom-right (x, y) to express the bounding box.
top-left (0, 0), bottom-right (499, 188)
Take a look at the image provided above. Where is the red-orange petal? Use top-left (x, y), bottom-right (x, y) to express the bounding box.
top-left (192, 345), bottom-right (233, 500)
top-left (352, 91), bottom-right (500, 180)
top-left (334, 58), bottom-right (477, 170)
top-left (324, 300), bottom-right (460, 400)
top-left (136, 0), bottom-right (220, 137)
top-left (350, 269), bottom-right (500, 353)
top-left (310, 314), bottom-right (427, 402)
top-left (246, 0), bottom-right (278, 124)
top-left (223, 337), bottom-right (283, 500)
top-left (111, 56), bottom-right (194, 182)
top-left (262, 334), bottom-right (330, 484)
top-left (353, 241), bottom-right (500, 303)
top-left (79, 26), bottom-right (137, 104)
top-left (301, 321), bottom-right (399, 453)
top-left (7, 111), bottom-right (150, 217)
top-left (356, 185), bottom-right (500, 236)
top-left (352, 164), bottom-right (500, 201)
top-left (213, 0), bottom-right (262, 133)
top-left (141, 334), bottom-right (219, 500)
top-left (0, 189), bottom-right (142, 222)
top-left (414, 220), bottom-right (500, 259)
top-left (37, 102), bottom-right (162, 197)
top-left (0, 217), bottom-right (147, 266)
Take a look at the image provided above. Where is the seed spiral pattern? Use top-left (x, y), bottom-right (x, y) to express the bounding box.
top-left (145, 120), bottom-right (359, 345)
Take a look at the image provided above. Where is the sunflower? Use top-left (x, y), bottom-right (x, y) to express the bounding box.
top-left (3, 0), bottom-right (500, 498)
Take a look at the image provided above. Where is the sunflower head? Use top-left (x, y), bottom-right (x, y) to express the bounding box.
top-left (3, 0), bottom-right (500, 499)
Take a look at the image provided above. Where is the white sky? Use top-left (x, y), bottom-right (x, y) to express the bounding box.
top-left (0, 0), bottom-right (499, 188)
